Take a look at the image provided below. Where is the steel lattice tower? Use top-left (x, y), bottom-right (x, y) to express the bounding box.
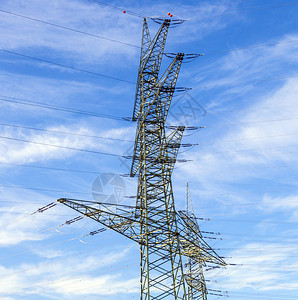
top-left (185, 183), bottom-right (207, 300)
top-left (58, 17), bottom-right (226, 299)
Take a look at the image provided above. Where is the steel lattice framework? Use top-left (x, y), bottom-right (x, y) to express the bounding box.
top-left (58, 17), bottom-right (226, 299)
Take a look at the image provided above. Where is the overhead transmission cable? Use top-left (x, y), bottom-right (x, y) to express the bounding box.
top-left (192, 1), bottom-right (298, 19)
top-left (1, 46), bottom-right (297, 89)
top-left (0, 9), bottom-right (141, 48)
top-left (86, 0), bottom-right (144, 18)
top-left (0, 135), bottom-right (191, 163)
top-left (0, 122), bottom-right (133, 142)
top-left (1, 98), bottom-right (298, 140)
top-left (1, 8), bottom-right (298, 56)
top-left (0, 95), bottom-right (130, 121)
top-left (0, 48), bottom-right (136, 84)
top-left (0, 161), bottom-right (131, 176)
top-left (0, 183), bottom-right (104, 195)
top-left (0, 8), bottom-right (140, 48)
top-left (87, 0), bottom-right (298, 20)
top-left (0, 135), bottom-right (123, 157)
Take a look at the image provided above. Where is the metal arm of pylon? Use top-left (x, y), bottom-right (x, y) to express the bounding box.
top-left (57, 198), bottom-right (222, 263)
top-left (57, 198), bottom-right (143, 242)
top-left (177, 211), bottom-right (226, 266)
top-left (133, 18), bottom-right (171, 121)
top-left (131, 53), bottom-right (185, 177)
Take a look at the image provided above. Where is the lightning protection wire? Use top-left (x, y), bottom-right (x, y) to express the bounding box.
top-left (197, 1), bottom-right (298, 19)
top-left (1, 7), bottom-right (298, 57)
top-left (0, 8), bottom-right (140, 48)
top-left (87, 0), bottom-right (298, 21)
top-left (87, 0), bottom-right (144, 18)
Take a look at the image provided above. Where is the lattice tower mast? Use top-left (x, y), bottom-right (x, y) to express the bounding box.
top-left (130, 17), bottom-right (188, 299)
top-left (57, 17), bottom-right (226, 300)
top-left (185, 183), bottom-right (207, 300)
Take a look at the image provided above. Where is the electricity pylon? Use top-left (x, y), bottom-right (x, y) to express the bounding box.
top-left (184, 182), bottom-right (207, 299)
top-left (58, 17), bottom-right (226, 299)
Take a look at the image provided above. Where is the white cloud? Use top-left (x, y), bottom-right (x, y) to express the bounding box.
top-left (0, 247), bottom-right (138, 298)
top-left (0, 0), bottom-right (139, 65)
top-left (145, 0), bottom-right (241, 44)
top-left (0, 0), bottom-right (243, 69)
top-left (0, 122), bottom-right (133, 164)
top-left (213, 242), bottom-right (298, 292)
top-left (0, 191), bottom-right (59, 246)
top-left (179, 34), bottom-right (298, 185)
top-left (260, 194), bottom-right (298, 219)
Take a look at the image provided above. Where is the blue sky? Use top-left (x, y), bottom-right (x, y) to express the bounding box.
top-left (0, 0), bottom-right (298, 299)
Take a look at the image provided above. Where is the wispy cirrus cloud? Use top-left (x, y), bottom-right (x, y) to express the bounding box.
top-left (214, 242), bottom-right (298, 293)
top-left (0, 122), bottom-right (133, 164)
top-left (0, 246), bottom-right (138, 298)
top-left (0, 0), bottom-right (140, 65)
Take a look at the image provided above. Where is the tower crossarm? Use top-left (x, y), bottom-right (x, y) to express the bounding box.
top-left (178, 210), bottom-right (203, 237)
top-left (133, 18), bottom-right (171, 121)
top-left (140, 53), bottom-right (185, 124)
top-left (131, 54), bottom-right (185, 177)
top-left (177, 211), bottom-right (226, 266)
top-left (133, 126), bottom-right (184, 210)
top-left (184, 274), bottom-right (208, 300)
top-left (162, 126), bottom-right (185, 175)
top-left (57, 198), bottom-right (144, 243)
top-left (57, 198), bottom-right (215, 258)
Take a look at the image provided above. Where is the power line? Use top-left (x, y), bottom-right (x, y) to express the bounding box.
top-left (0, 122), bottom-right (133, 142)
top-left (2, 107), bottom-right (298, 146)
top-left (0, 135), bottom-right (190, 163)
top-left (88, 0), bottom-right (298, 21)
top-left (0, 135), bottom-right (123, 157)
top-left (199, 1), bottom-right (298, 19)
top-left (197, 75), bottom-right (298, 91)
top-left (0, 226), bottom-right (110, 263)
top-left (0, 48), bottom-right (136, 84)
top-left (3, 91), bottom-right (298, 127)
top-left (1, 210), bottom-right (296, 224)
top-left (0, 161), bottom-right (131, 176)
top-left (1, 47), bottom-right (297, 90)
top-left (224, 115), bottom-right (298, 125)
top-left (207, 38), bottom-right (298, 56)
top-left (213, 143), bottom-right (298, 155)
top-left (0, 184), bottom-right (136, 198)
top-left (0, 8), bottom-right (140, 49)
top-left (0, 95), bottom-right (130, 121)
top-left (1, 7), bottom-right (298, 57)
top-left (0, 183), bottom-right (92, 195)
top-left (209, 217), bottom-right (298, 225)
top-left (87, 0), bottom-right (144, 18)
top-left (217, 132), bottom-right (298, 142)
